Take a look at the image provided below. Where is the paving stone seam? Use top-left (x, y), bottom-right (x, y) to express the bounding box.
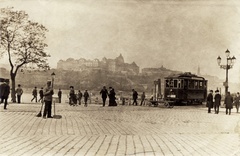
top-left (72, 135), bottom-right (93, 155)
top-left (145, 135), bottom-right (157, 156)
top-left (3, 112), bottom-right (26, 136)
top-left (93, 135), bottom-right (107, 156)
top-left (39, 136), bottom-right (69, 156)
top-left (7, 135), bottom-right (37, 156)
top-left (103, 135), bottom-right (114, 156)
top-left (19, 113), bottom-right (37, 136)
top-left (81, 135), bottom-right (100, 156)
top-left (23, 114), bottom-right (40, 136)
top-left (20, 136), bottom-right (52, 156)
top-left (32, 136), bottom-right (65, 155)
top-left (0, 135), bottom-right (35, 154)
top-left (49, 135), bottom-right (78, 156)
top-left (156, 134), bottom-right (173, 155)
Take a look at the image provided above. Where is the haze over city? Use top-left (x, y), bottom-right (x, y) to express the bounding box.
top-left (0, 0), bottom-right (240, 83)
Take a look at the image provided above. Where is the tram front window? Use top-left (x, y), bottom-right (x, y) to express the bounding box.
top-left (174, 80), bottom-right (178, 88)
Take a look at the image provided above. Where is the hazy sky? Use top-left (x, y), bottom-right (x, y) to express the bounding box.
top-left (1, 0), bottom-right (240, 83)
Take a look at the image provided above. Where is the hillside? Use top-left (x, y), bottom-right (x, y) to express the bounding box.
top-left (1, 67), bottom-right (239, 94)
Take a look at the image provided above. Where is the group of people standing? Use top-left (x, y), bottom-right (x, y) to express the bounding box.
top-left (207, 90), bottom-right (240, 115)
top-left (67, 86), bottom-right (117, 107)
top-left (68, 86), bottom-right (90, 107)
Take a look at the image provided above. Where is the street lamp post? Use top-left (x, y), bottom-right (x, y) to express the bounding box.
top-left (217, 49), bottom-right (236, 96)
top-left (51, 72), bottom-right (61, 119)
top-left (51, 72), bottom-right (56, 88)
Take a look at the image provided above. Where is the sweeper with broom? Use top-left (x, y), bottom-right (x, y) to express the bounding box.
top-left (42, 80), bottom-right (54, 119)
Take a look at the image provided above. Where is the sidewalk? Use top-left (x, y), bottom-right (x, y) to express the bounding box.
top-left (0, 103), bottom-right (239, 156)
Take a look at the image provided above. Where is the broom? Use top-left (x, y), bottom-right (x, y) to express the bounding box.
top-left (36, 100), bottom-right (44, 117)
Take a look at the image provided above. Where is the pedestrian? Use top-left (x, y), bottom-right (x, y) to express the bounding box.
top-left (224, 91), bottom-right (233, 115)
top-left (140, 92), bottom-right (145, 106)
top-left (132, 89), bottom-right (138, 106)
top-left (43, 80), bottom-right (54, 119)
top-left (108, 87), bottom-right (117, 106)
top-left (1, 79), bottom-right (10, 110)
top-left (234, 92), bottom-right (240, 113)
top-left (15, 84), bottom-right (23, 103)
top-left (83, 90), bottom-right (89, 107)
top-left (58, 89), bottom-right (62, 103)
top-left (0, 79), bottom-right (3, 104)
top-left (38, 87), bottom-right (44, 103)
top-left (31, 87), bottom-right (37, 102)
top-left (214, 90), bottom-right (221, 114)
top-left (77, 90), bottom-right (82, 105)
top-left (207, 90), bottom-right (213, 113)
top-left (69, 86), bottom-right (75, 105)
top-left (100, 86), bottom-right (108, 107)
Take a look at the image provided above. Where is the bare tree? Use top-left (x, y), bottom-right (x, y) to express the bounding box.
top-left (0, 7), bottom-right (50, 102)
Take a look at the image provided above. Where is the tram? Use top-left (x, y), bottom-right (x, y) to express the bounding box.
top-left (164, 72), bottom-right (207, 105)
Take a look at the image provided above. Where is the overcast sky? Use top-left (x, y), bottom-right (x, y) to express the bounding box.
top-left (1, 0), bottom-right (240, 83)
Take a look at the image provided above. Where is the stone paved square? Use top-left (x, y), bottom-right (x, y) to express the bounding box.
top-left (0, 102), bottom-right (239, 156)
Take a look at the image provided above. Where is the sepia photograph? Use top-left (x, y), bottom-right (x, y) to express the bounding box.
top-left (0, 0), bottom-right (240, 155)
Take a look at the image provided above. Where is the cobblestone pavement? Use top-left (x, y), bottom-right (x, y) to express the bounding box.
top-left (0, 103), bottom-right (239, 156)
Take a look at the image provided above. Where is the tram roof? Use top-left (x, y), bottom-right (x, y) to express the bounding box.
top-left (165, 72), bottom-right (206, 80)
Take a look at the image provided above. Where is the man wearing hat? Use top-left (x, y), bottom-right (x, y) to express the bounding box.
top-left (43, 80), bottom-right (54, 118)
top-left (214, 90), bottom-right (221, 114)
top-left (207, 90), bottom-right (213, 113)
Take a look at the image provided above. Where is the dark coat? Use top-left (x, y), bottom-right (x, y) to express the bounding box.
top-left (83, 91), bottom-right (89, 100)
top-left (207, 93), bottom-right (213, 108)
top-left (109, 89), bottom-right (117, 106)
top-left (214, 94), bottom-right (221, 106)
top-left (100, 89), bottom-right (108, 99)
top-left (77, 92), bottom-right (82, 99)
top-left (225, 95), bottom-right (233, 109)
top-left (69, 89), bottom-right (75, 97)
top-left (0, 83), bottom-right (10, 97)
top-left (32, 88), bottom-right (37, 96)
top-left (132, 91), bottom-right (138, 100)
top-left (39, 89), bottom-right (44, 98)
top-left (58, 90), bottom-right (62, 98)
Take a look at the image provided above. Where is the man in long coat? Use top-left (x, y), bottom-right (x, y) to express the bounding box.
top-left (207, 90), bottom-right (213, 113)
top-left (83, 90), bottom-right (89, 107)
top-left (43, 80), bottom-right (54, 118)
top-left (1, 80), bottom-right (10, 110)
top-left (100, 86), bottom-right (108, 107)
top-left (132, 89), bottom-right (138, 106)
top-left (214, 90), bottom-right (221, 114)
top-left (225, 91), bottom-right (233, 115)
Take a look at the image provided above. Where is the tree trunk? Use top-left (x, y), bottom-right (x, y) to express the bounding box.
top-left (10, 72), bottom-right (16, 103)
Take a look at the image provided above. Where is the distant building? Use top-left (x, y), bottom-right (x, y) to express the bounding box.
top-left (141, 65), bottom-right (175, 75)
top-left (57, 54), bottom-right (140, 75)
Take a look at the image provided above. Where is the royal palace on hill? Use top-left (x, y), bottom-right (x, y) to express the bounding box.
top-left (57, 54), bottom-right (140, 75)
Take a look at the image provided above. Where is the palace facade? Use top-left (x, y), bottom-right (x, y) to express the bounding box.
top-left (57, 54), bottom-right (139, 75)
